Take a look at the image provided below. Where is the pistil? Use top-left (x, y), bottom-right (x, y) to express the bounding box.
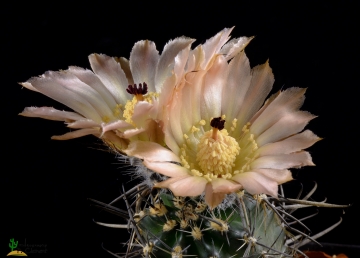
top-left (126, 82), bottom-right (148, 101)
top-left (210, 117), bottom-right (225, 140)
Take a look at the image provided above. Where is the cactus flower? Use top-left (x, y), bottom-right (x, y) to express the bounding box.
top-left (20, 37), bottom-right (196, 150)
top-left (125, 29), bottom-right (320, 208)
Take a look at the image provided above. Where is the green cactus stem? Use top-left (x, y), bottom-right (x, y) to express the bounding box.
top-left (89, 181), bottom-right (348, 258)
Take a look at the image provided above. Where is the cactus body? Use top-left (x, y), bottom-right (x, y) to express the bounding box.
top-left (90, 173), bottom-right (347, 258)
top-left (135, 192), bottom-right (289, 258)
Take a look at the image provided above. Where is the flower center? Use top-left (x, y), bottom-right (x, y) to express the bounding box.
top-left (196, 117), bottom-right (240, 178)
top-left (123, 82), bottom-right (158, 126)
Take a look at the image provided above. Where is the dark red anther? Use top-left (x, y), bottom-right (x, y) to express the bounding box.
top-left (210, 117), bottom-right (225, 130)
top-left (126, 82), bottom-right (148, 95)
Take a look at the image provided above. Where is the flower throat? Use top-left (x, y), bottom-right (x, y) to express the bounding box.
top-left (196, 117), bottom-right (240, 178)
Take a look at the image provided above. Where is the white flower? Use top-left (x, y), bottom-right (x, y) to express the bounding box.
top-left (124, 28), bottom-right (319, 208)
top-left (20, 37), bottom-right (197, 150)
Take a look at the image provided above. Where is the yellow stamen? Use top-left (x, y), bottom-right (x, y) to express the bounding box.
top-left (196, 129), bottom-right (240, 176)
top-left (123, 92), bottom-right (158, 126)
top-left (102, 116), bottom-right (110, 123)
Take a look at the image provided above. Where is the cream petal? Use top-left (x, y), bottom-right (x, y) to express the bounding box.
top-left (201, 55), bottom-right (227, 120)
top-left (68, 66), bottom-right (118, 108)
top-left (251, 151), bottom-right (315, 170)
top-left (168, 89), bottom-right (187, 146)
top-left (164, 130), bottom-right (181, 157)
top-left (89, 54), bottom-right (129, 105)
top-left (157, 74), bottom-right (176, 121)
top-left (173, 44), bottom-right (192, 85)
top-left (101, 120), bottom-right (133, 133)
top-left (116, 57), bottom-right (134, 85)
top-left (142, 160), bottom-right (190, 177)
top-left (166, 176), bottom-right (208, 196)
top-left (101, 131), bottom-right (129, 151)
top-left (236, 61), bottom-right (274, 130)
top-left (220, 36), bottom-right (254, 61)
top-left (132, 101), bottom-right (156, 128)
top-left (251, 87), bottom-right (307, 137)
top-left (201, 27), bottom-right (234, 70)
top-left (205, 183), bottom-right (226, 209)
top-left (130, 40), bottom-right (159, 93)
top-left (51, 128), bottom-right (99, 140)
top-left (155, 176), bottom-right (190, 188)
top-left (45, 70), bottom-right (114, 119)
top-left (20, 82), bottom-right (40, 92)
top-left (252, 168), bottom-right (293, 184)
top-left (257, 130), bottom-right (320, 156)
top-left (144, 119), bottom-right (165, 145)
top-left (67, 119), bottom-right (99, 128)
top-left (210, 178), bottom-right (242, 194)
top-left (231, 172), bottom-right (278, 197)
top-left (27, 72), bottom-right (103, 123)
top-left (249, 91), bottom-right (280, 125)
top-left (124, 141), bottom-right (181, 163)
top-left (222, 51), bottom-right (251, 133)
top-left (187, 45), bottom-right (205, 72)
top-left (19, 106), bottom-right (84, 121)
top-left (101, 131), bottom-right (129, 152)
top-left (121, 128), bottom-right (146, 138)
top-left (155, 37), bottom-right (195, 92)
top-left (178, 79), bottom-right (196, 133)
top-left (256, 111), bottom-right (316, 147)
top-left (186, 70), bottom-right (206, 126)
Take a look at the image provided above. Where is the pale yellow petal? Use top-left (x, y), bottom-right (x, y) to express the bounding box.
top-left (125, 141), bottom-right (181, 163)
top-left (251, 87), bottom-right (307, 137)
top-left (221, 51), bottom-right (251, 134)
top-left (210, 178), bottom-right (242, 194)
top-left (51, 128), bottom-right (99, 140)
top-left (68, 66), bottom-right (118, 108)
top-left (155, 176), bottom-right (190, 188)
top-left (130, 40), bottom-right (159, 93)
top-left (101, 120), bottom-right (133, 133)
top-left (231, 172), bottom-right (278, 197)
top-left (252, 168), bottom-right (293, 184)
top-left (201, 27), bottom-right (234, 70)
top-left (20, 106), bottom-right (84, 121)
top-left (89, 53), bottom-right (129, 105)
top-left (251, 151), bottom-right (315, 170)
top-left (142, 160), bottom-right (190, 177)
top-left (205, 183), bottom-right (226, 209)
top-left (67, 119), bottom-right (99, 128)
top-left (166, 176), bottom-right (208, 196)
top-left (116, 57), bottom-right (134, 85)
top-left (201, 55), bottom-right (228, 120)
top-left (257, 130), bottom-right (320, 156)
top-left (256, 111), bottom-right (316, 147)
top-left (220, 36), bottom-right (254, 61)
top-left (236, 61), bottom-right (274, 130)
top-left (155, 37), bottom-right (195, 91)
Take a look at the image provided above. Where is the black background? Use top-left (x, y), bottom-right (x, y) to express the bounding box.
top-left (3, 1), bottom-right (359, 257)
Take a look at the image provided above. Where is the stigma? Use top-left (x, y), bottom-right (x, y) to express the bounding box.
top-left (126, 82), bottom-right (148, 101)
top-left (210, 117), bottom-right (225, 140)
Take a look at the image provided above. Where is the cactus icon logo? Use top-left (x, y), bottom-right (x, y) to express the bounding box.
top-left (7, 238), bottom-right (27, 256)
